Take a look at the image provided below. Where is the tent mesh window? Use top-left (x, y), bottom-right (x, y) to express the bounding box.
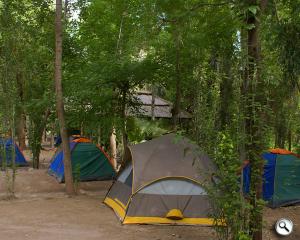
top-left (139, 179), bottom-right (207, 195)
top-left (118, 164), bottom-right (133, 187)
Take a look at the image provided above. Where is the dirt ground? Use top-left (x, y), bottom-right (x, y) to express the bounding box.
top-left (0, 149), bottom-right (299, 240)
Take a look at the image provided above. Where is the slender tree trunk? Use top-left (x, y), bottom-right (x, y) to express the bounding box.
top-left (80, 121), bottom-right (84, 136)
top-left (64, 0), bottom-right (69, 19)
top-left (121, 88), bottom-right (128, 163)
top-left (247, 4), bottom-right (263, 239)
top-left (108, 7), bottom-right (126, 167)
top-left (151, 85), bottom-right (155, 121)
top-left (16, 72), bottom-right (26, 150)
top-left (288, 129), bottom-right (292, 151)
top-left (32, 109), bottom-right (51, 169)
top-left (50, 134), bottom-right (54, 148)
top-left (245, 1), bottom-right (268, 240)
top-left (172, 27), bottom-right (182, 130)
top-left (17, 113), bottom-right (26, 150)
top-left (50, 123), bottom-right (55, 148)
top-left (276, 126), bottom-right (286, 148)
top-left (55, 0), bottom-right (75, 195)
top-left (97, 127), bottom-right (101, 145)
top-left (110, 127), bottom-right (117, 169)
top-left (219, 57), bottom-right (233, 129)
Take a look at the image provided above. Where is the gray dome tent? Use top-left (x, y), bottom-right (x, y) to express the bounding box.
top-left (104, 133), bottom-right (216, 225)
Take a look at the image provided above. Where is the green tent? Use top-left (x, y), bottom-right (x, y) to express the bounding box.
top-left (48, 137), bottom-right (116, 182)
top-left (244, 148), bottom-right (300, 207)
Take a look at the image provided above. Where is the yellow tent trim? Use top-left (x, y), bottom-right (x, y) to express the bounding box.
top-left (105, 197), bottom-right (225, 226)
top-left (104, 197), bottom-right (126, 220)
top-left (123, 216), bottom-right (215, 225)
top-left (166, 209), bottom-right (184, 220)
top-left (114, 198), bottom-right (126, 209)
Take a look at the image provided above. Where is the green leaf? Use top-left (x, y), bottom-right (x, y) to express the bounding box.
top-left (246, 23), bottom-right (256, 30)
top-left (248, 5), bottom-right (258, 15)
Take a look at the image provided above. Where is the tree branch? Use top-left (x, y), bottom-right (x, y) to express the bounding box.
top-left (189, 0), bottom-right (234, 12)
top-left (160, 1), bottom-right (234, 24)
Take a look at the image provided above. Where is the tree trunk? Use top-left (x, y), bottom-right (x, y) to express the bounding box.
top-left (245, 1), bottom-right (268, 240)
top-left (121, 88), bottom-right (129, 165)
top-left (55, 0), bottom-right (75, 195)
top-left (110, 127), bottom-right (117, 169)
top-left (50, 123), bottom-right (55, 148)
top-left (16, 72), bottom-right (26, 150)
top-left (64, 0), bottom-right (69, 19)
top-left (151, 85), bottom-right (155, 121)
top-left (172, 27), bottom-right (181, 130)
top-left (219, 57), bottom-right (233, 129)
top-left (276, 126), bottom-right (286, 148)
top-left (80, 121), bottom-right (84, 136)
top-left (32, 109), bottom-right (51, 169)
top-left (288, 129), bottom-right (292, 151)
top-left (97, 127), bottom-right (101, 145)
top-left (108, 4), bottom-right (127, 170)
top-left (17, 113), bottom-right (26, 150)
top-left (247, 3), bottom-right (263, 239)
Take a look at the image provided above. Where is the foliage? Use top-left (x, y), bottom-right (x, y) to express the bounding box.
top-left (209, 132), bottom-right (252, 240)
top-left (126, 118), bottom-right (170, 143)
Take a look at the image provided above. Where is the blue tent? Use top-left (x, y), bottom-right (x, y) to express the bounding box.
top-left (48, 137), bottom-right (115, 183)
top-left (0, 138), bottom-right (28, 167)
top-left (243, 149), bottom-right (300, 208)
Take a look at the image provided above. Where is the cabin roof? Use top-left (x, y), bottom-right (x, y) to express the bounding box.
top-left (126, 90), bottom-right (192, 119)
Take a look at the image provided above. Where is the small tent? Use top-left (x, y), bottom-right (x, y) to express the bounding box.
top-left (0, 138), bottom-right (28, 167)
top-left (48, 137), bottom-right (115, 182)
top-left (243, 148), bottom-right (300, 208)
top-left (104, 133), bottom-right (216, 225)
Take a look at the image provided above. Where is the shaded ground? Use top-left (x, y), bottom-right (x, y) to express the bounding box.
top-left (0, 195), bottom-right (216, 240)
top-left (0, 168), bottom-right (215, 240)
top-left (0, 149), bottom-right (299, 239)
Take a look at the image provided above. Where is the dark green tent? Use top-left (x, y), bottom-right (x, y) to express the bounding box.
top-left (48, 137), bottom-right (116, 182)
top-left (243, 148), bottom-right (300, 207)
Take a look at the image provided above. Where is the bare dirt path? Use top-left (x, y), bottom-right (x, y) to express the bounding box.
top-left (0, 148), bottom-right (215, 240)
top-left (0, 195), bottom-right (215, 240)
top-left (0, 150), bottom-right (299, 240)
top-left (0, 168), bottom-right (215, 240)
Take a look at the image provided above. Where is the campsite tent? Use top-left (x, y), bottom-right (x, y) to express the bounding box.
top-left (104, 133), bottom-right (216, 225)
top-left (243, 148), bottom-right (300, 208)
top-left (48, 137), bottom-right (116, 182)
top-left (0, 138), bottom-right (28, 167)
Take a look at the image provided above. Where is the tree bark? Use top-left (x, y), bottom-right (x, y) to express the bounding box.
top-left (172, 27), bottom-right (182, 130)
top-left (121, 88), bottom-right (129, 165)
top-left (245, 1), bottom-right (268, 240)
top-left (64, 0), bottom-right (69, 19)
top-left (108, 6), bottom-right (126, 169)
top-left (219, 57), bottom-right (233, 129)
top-left (55, 0), bottom-right (75, 195)
top-left (288, 129), bottom-right (292, 151)
top-left (97, 127), bottom-right (101, 145)
top-left (275, 122), bottom-right (286, 148)
top-left (17, 113), bottom-right (26, 150)
top-left (32, 109), bottom-right (51, 169)
top-left (151, 85), bottom-right (155, 121)
top-left (247, 4), bottom-right (263, 239)
top-left (16, 72), bottom-right (26, 150)
top-left (109, 127), bottom-right (117, 169)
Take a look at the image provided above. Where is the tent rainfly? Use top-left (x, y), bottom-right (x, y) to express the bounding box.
top-left (243, 148), bottom-right (300, 208)
top-left (104, 133), bottom-right (216, 225)
top-left (0, 138), bottom-right (28, 167)
top-left (48, 136), bottom-right (116, 182)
